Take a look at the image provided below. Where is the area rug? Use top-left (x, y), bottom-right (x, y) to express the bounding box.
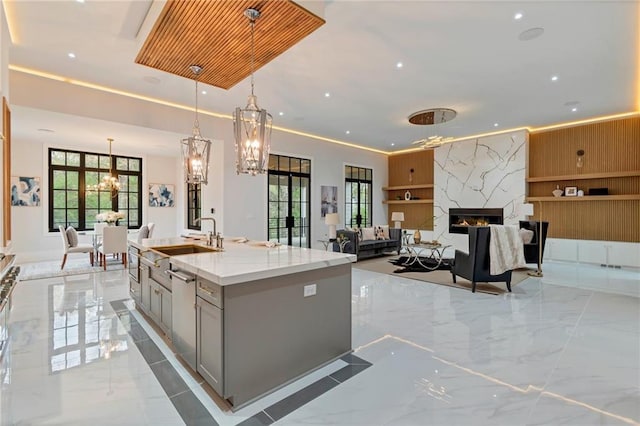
top-left (354, 255), bottom-right (530, 295)
top-left (18, 258), bottom-right (125, 281)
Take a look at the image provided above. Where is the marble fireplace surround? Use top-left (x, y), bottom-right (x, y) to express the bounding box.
top-left (433, 131), bottom-right (527, 251)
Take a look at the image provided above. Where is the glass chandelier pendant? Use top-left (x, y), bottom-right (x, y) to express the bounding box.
top-left (182, 65), bottom-right (212, 185)
top-left (87, 138), bottom-right (122, 198)
top-left (233, 8), bottom-right (272, 176)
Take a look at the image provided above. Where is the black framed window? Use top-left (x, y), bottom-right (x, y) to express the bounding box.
top-left (345, 165), bottom-right (372, 228)
top-left (49, 148), bottom-right (142, 232)
top-left (187, 183), bottom-right (201, 230)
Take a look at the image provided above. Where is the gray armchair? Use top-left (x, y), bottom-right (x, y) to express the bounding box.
top-left (450, 226), bottom-right (512, 293)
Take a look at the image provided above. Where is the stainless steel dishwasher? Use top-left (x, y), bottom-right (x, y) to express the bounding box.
top-left (166, 268), bottom-right (196, 370)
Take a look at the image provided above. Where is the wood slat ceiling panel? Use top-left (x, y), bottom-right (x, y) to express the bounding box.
top-left (136, 0), bottom-right (325, 89)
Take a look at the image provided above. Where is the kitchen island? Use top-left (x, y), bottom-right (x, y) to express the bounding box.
top-left (128, 237), bottom-right (355, 409)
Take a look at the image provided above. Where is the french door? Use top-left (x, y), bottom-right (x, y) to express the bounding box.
top-left (345, 165), bottom-right (372, 228)
top-left (268, 155), bottom-right (311, 247)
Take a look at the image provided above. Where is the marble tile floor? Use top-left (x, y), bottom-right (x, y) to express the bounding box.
top-left (0, 261), bottom-right (638, 425)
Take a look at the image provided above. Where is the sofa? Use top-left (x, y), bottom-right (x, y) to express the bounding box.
top-left (333, 227), bottom-right (402, 261)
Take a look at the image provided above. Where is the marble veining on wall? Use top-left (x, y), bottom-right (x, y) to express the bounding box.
top-left (434, 131), bottom-right (527, 250)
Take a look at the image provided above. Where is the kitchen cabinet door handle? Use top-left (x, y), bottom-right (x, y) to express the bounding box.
top-left (198, 287), bottom-right (216, 297)
top-left (165, 269), bottom-right (195, 283)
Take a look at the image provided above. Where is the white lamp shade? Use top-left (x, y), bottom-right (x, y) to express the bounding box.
top-left (522, 203), bottom-right (534, 216)
top-left (325, 213), bottom-right (340, 225)
top-left (391, 212), bottom-right (405, 222)
top-left (325, 213), bottom-right (339, 239)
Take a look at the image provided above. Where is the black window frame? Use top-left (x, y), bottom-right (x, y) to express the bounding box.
top-left (48, 147), bottom-right (143, 232)
top-left (187, 183), bottom-right (201, 230)
top-left (345, 165), bottom-right (373, 228)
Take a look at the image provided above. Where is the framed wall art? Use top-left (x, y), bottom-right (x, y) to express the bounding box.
top-left (149, 183), bottom-right (175, 207)
top-left (320, 185), bottom-right (337, 217)
top-left (10, 176), bottom-right (40, 206)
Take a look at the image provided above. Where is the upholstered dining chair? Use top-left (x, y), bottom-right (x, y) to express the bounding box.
top-left (147, 222), bottom-right (155, 238)
top-left (59, 225), bottom-right (94, 269)
top-left (97, 225), bottom-right (128, 270)
top-left (93, 222), bottom-right (108, 250)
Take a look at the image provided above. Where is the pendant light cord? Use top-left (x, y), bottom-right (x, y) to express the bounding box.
top-left (194, 77), bottom-right (200, 133)
top-left (250, 18), bottom-right (255, 97)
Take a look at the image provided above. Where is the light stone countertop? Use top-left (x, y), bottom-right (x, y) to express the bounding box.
top-left (129, 237), bottom-right (356, 286)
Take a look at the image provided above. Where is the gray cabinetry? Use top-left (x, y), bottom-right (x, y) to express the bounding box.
top-left (139, 264), bottom-right (151, 312)
top-left (196, 295), bottom-right (223, 396)
top-left (149, 279), bottom-right (172, 335)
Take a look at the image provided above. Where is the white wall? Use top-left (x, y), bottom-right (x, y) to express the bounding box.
top-left (9, 133), bottom-right (385, 260)
top-left (432, 130), bottom-right (528, 251)
top-left (221, 137), bottom-right (387, 247)
top-left (9, 138), bottom-right (186, 262)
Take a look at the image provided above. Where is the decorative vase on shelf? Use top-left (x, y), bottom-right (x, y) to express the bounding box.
top-left (413, 230), bottom-right (422, 244)
top-left (552, 185), bottom-right (563, 197)
top-left (404, 190), bottom-right (412, 201)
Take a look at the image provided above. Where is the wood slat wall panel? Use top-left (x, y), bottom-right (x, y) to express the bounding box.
top-left (531, 200), bottom-right (639, 242)
top-left (528, 116), bottom-right (640, 242)
top-left (387, 151), bottom-right (434, 229)
top-left (136, 0), bottom-right (325, 89)
top-left (529, 117), bottom-right (640, 177)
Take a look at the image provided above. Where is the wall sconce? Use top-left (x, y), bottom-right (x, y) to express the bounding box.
top-left (409, 168), bottom-right (414, 184)
top-left (576, 149), bottom-right (584, 168)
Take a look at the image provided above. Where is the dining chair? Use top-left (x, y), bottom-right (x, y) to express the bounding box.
top-left (59, 225), bottom-right (94, 269)
top-left (94, 222), bottom-right (108, 250)
top-left (147, 222), bottom-right (155, 238)
top-left (97, 225), bottom-right (128, 270)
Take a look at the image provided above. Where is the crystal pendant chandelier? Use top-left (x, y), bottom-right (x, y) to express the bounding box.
top-left (233, 8), bottom-right (272, 176)
top-left (182, 65), bottom-right (212, 184)
top-left (87, 138), bottom-right (121, 197)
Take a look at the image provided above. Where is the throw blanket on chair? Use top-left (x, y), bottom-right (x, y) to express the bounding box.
top-left (489, 225), bottom-right (526, 275)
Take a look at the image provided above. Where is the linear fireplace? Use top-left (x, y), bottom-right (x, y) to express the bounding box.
top-left (449, 208), bottom-right (504, 234)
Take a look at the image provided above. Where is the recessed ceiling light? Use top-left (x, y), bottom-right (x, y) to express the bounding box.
top-left (143, 76), bottom-right (160, 84)
top-left (68, 52), bottom-right (76, 59)
top-left (396, 62), bottom-right (403, 68)
top-left (391, 143), bottom-right (395, 146)
top-left (345, 130), bottom-right (350, 134)
top-left (494, 123), bottom-right (499, 127)
top-left (518, 27), bottom-right (544, 41)
top-left (279, 111), bottom-right (284, 116)
top-left (551, 75), bottom-right (559, 82)
top-left (201, 90), bottom-right (207, 95)
top-left (76, 0), bottom-right (85, 3)
top-left (514, 12), bottom-right (523, 20)
top-left (572, 107), bottom-right (578, 112)
top-left (324, 92), bottom-right (330, 98)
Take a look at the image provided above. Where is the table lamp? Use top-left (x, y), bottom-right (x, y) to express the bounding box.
top-left (391, 212), bottom-right (405, 229)
top-left (325, 213), bottom-right (340, 240)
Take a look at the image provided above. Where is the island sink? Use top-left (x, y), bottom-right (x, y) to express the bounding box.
top-left (151, 244), bottom-right (222, 256)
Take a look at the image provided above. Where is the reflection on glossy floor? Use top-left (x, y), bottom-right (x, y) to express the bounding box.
top-left (1, 261), bottom-right (639, 425)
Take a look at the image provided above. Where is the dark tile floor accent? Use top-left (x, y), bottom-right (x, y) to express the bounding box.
top-left (242, 353), bottom-right (373, 425)
top-left (172, 390), bottom-right (220, 426)
top-left (111, 300), bottom-right (217, 426)
top-left (111, 299), bottom-right (372, 426)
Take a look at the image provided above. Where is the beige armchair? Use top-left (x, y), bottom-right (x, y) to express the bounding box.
top-left (59, 225), bottom-right (94, 269)
top-left (97, 225), bottom-right (128, 270)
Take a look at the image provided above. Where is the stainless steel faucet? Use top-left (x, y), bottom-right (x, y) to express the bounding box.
top-left (195, 217), bottom-right (216, 246)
